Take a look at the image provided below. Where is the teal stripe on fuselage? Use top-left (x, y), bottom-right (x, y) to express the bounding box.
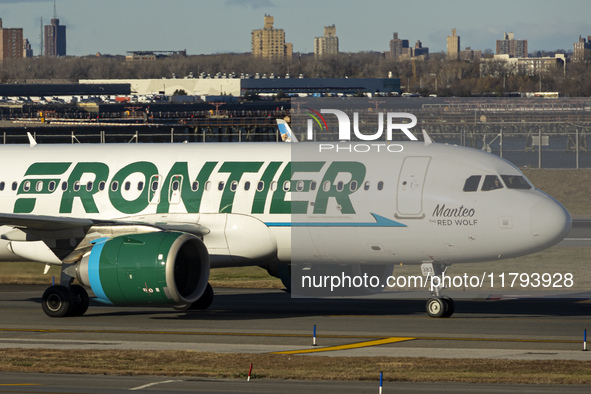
top-left (265, 213), bottom-right (406, 228)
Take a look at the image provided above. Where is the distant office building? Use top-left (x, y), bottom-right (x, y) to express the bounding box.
top-left (573, 35), bottom-right (591, 62)
top-left (23, 38), bottom-right (33, 58)
top-left (389, 32), bottom-right (409, 59)
top-left (496, 32), bottom-right (527, 58)
top-left (0, 19), bottom-right (24, 62)
top-left (314, 25), bottom-right (339, 56)
top-left (251, 15), bottom-right (292, 60)
top-left (44, 18), bottom-right (66, 57)
top-left (447, 29), bottom-right (460, 60)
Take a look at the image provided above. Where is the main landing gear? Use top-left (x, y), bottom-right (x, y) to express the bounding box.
top-left (41, 262), bottom-right (90, 318)
top-left (421, 262), bottom-right (455, 318)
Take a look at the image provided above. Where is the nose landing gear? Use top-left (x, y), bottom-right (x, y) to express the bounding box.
top-left (422, 262), bottom-right (455, 318)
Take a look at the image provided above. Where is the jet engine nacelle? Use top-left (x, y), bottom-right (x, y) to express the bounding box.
top-left (76, 232), bottom-right (210, 307)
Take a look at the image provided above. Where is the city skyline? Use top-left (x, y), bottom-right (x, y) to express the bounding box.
top-left (0, 0), bottom-right (589, 57)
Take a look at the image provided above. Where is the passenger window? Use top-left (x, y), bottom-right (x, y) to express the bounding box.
top-left (62, 182), bottom-right (68, 191)
top-left (12, 182), bottom-right (17, 191)
top-left (336, 181), bottom-right (344, 192)
top-left (218, 181), bottom-right (224, 191)
top-left (36, 181), bottom-right (43, 192)
top-left (191, 181), bottom-right (199, 191)
top-left (283, 180), bottom-right (290, 192)
top-left (363, 181), bottom-right (370, 191)
top-left (86, 182), bottom-right (93, 192)
top-left (49, 181), bottom-right (56, 192)
top-left (111, 181), bottom-right (119, 192)
top-left (463, 175), bottom-right (481, 192)
top-left (244, 181), bottom-right (251, 191)
top-left (152, 181), bottom-right (159, 191)
top-left (124, 181), bottom-right (131, 191)
top-left (172, 181), bottom-right (180, 191)
top-left (310, 181), bottom-right (317, 191)
top-left (98, 181), bottom-right (105, 191)
top-left (350, 180), bottom-right (358, 191)
top-left (73, 181), bottom-right (80, 192)
top-left (0, 181), bottom-right (4, 191)
top-left (377, 181), bottom-right (384, 191)
top-left (137, 181), bottom-right (144, 191)
top-left (296, 180), bottom-right (304, 192)
top-left (501, 175), bottom-right (532, 190)
top-left (230, 181), bottom-right (238, 192)
top-left (482, 175), bottom-right (503, 191)
top-left (256, 181), bottom-right (264, 192)
top-left (23, 181), bottom-right (31, 192)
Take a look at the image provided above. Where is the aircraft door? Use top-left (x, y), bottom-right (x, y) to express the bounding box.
top-left (169, 175), bottom-right (183, 205)
top-left (396, 156), bottom-right (431, 218)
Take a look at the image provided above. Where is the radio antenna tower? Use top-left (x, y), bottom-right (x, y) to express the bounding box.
top-left (53, 0), bottom-right (57, 19)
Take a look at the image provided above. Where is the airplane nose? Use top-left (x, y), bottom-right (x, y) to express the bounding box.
top-left (530, 195), bottom-right (571, 249)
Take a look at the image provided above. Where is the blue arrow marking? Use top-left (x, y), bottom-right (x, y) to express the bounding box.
top-left (265, 213), bottom-right (406, 228)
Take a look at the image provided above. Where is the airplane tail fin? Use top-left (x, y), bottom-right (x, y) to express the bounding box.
top-left (277, 119), bottom-right (298, 143)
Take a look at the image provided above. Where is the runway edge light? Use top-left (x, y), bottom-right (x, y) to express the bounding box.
top-left (583, 329), bottom-right (587, 351)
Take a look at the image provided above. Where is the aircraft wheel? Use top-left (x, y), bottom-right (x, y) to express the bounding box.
top-left (70, 284), bottom-right (90, 317)
top-left (426, 297), bottom-right (447, 318)
top-left (42, 285), bottom-right (73, 318)
top-left (442, 297), bottom-right (455, 318)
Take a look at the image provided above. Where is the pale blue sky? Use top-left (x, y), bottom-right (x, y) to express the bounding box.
top-left (0, 0), bottom-right (589, 56)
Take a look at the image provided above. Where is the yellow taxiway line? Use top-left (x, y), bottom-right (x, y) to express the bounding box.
top-left (271, 337), bottom-right (416, 354)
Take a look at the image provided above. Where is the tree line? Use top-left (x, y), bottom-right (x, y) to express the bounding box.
top-left (1, 52), bottom-right (591, 97)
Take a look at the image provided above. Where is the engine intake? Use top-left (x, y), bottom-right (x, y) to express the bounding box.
top-left (77, 232), bottom-right (209, 306)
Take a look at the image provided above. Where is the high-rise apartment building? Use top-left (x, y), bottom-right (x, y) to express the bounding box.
top-left (251, 15), bottom-right (292, 60)
top-left (314, 25), bottom-right (339, 56)
top-left (0, 19), bottom-right (24, 62)
top-left (573, 35), bottom-right (591, 62)
top-left (389, 32), bottom-right (409, 59)
top-left (447, 29), bottom-right (460, 60)
top-left (44, 18), bottom-right (66, 57)
top-left (23, 38), bottom-right (33, 58)
top-left (496, 32), bottom-right (527, 58)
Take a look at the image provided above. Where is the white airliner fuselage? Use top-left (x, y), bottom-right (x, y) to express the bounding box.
top-left (0, 139), bottom-right (571, 318)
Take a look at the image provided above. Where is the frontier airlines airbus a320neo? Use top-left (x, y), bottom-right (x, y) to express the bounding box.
top-left (0, 121), bottom-right (571, 318)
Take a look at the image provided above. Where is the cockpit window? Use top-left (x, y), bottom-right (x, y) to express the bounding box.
top-left (481, 175), bottom-right (503, 191)
top-left (463, 175), bottom-right (481, 192)
top-left (501, 175), bottom-right (532, 190)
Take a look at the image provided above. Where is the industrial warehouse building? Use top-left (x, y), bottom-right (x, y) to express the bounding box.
top-left (80, 77), bottom-right (401, 97)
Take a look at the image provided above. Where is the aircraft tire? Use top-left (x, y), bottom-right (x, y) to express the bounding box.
top-left (442, 296), bottom-right (455, 318)
top-left (70, 284), bottom-right (90, 317)
top-left (42, 285), bottom-right (74, 318)
top-left (425, 297), bottom-right (447, 318)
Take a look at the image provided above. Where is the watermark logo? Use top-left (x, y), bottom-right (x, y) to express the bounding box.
top-left (306, 109), bottom-right (418, 141)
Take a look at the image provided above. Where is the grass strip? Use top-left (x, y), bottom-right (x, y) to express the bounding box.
top-left (1, 349), bottom-right (591, 384)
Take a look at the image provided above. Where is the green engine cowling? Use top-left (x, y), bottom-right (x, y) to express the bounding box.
top-left (76, 232), bottom-right (210, 307)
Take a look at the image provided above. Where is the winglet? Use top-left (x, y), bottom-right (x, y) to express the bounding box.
top-left (422, 129), bottom-right (433, 146)
top-left (27, 132), bottom-right (37, 147)
top-left (277, 119), bottom-right (298, 143)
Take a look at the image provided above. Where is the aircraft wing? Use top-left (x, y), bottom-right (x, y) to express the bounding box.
top-left (0, 213), bottom-right (94, 231)
top-left (0, 212), bottom-right (210, 264)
